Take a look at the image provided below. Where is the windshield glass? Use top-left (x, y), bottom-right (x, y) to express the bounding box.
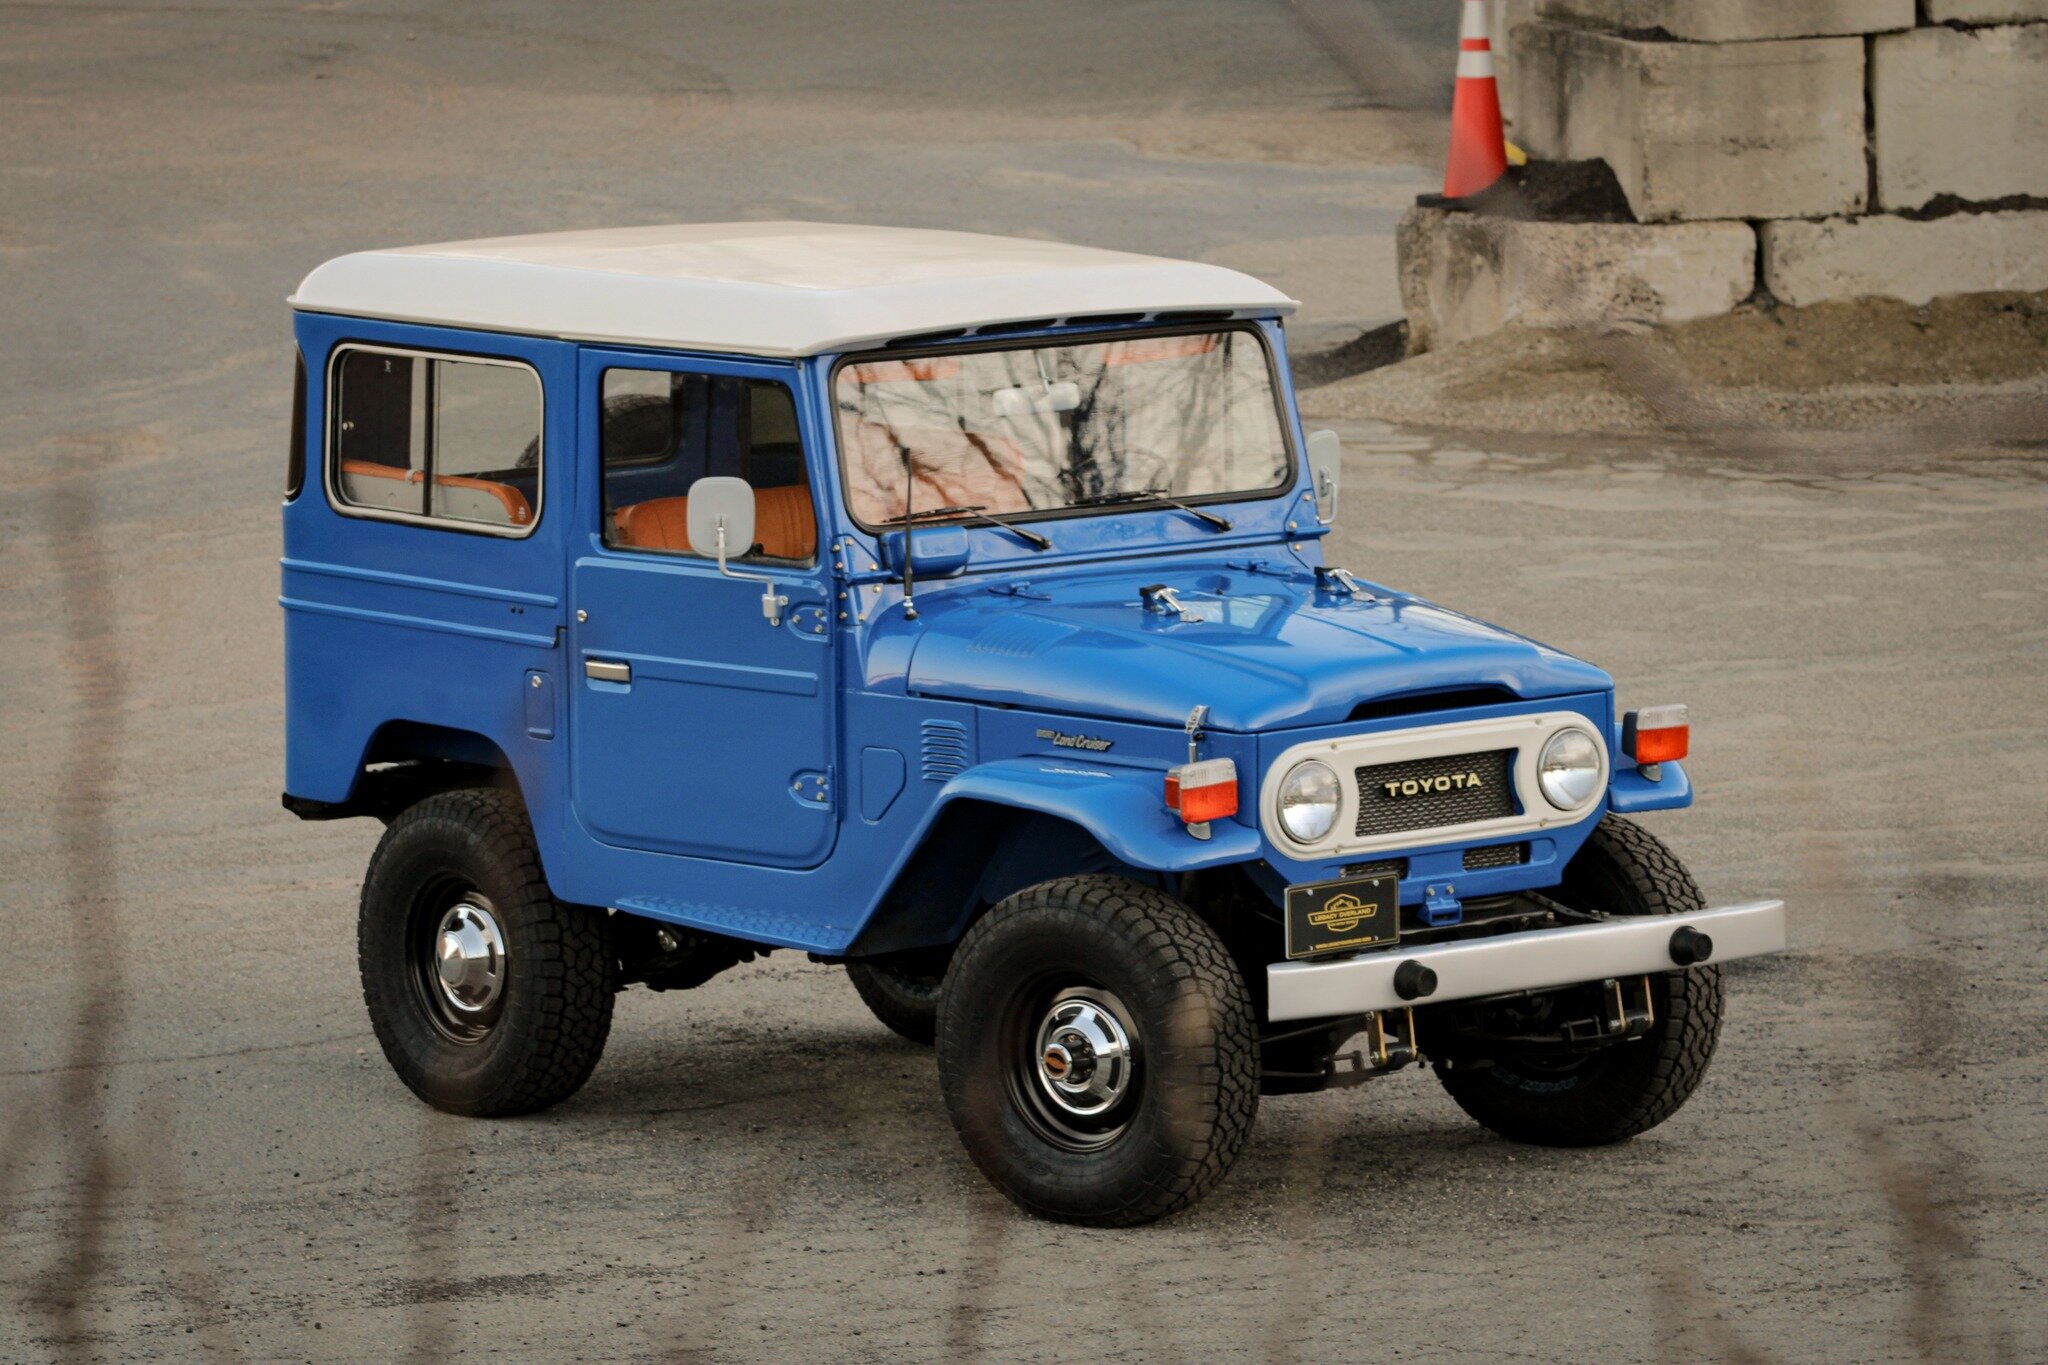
top-left (835, 328), bottom-right (1291, 528)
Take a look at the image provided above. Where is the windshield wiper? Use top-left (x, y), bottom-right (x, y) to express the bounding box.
top-left (1068, 487), bottom-right (1233, 532)
top-left (903, 503), bottom-right (1053, 551)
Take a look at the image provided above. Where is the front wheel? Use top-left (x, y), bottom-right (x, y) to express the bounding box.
top-left (1434, 815), bottom-right (1724, 1146)
top-left (937, 877), bottom-right (1258, 1227)
top-left (359, 788), bottom-right (616, 1116)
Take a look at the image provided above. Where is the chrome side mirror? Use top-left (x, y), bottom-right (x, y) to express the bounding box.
top-left (686, 476), bottom-right (786, 626)
top-left (1306, 429), bottom-right (1341, 526)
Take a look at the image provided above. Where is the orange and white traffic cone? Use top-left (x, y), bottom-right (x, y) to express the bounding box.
top-left (1443, 0), bottom-right (1509, 199)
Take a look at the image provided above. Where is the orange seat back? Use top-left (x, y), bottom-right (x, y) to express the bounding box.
top-left (613, 484), bottom-right (816, 561)
top-left (339, 460), bottom-right (532, 527)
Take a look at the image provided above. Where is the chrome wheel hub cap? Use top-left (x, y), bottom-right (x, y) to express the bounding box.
top-left (1033, 992), bottom-right (1134, 1117)
top-left (434, 899), bottom-right (507, 1015)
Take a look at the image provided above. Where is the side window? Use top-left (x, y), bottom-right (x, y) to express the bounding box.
top-left (599, 369), bottom-right (815, 564)
top-left (286, 348), bottom-right (307, 500)
top-left (329, 346), bottom-right (541, 533)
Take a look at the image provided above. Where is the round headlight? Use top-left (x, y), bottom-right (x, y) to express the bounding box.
top-left (1538, 728), bottom-right (1603, 810)
top-left (1277, 760), bottom-right (1341, 843)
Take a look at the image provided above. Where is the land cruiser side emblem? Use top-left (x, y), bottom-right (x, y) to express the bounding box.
top-left (1037, 728), bottom-right (1113, 753)
top-left (1383, 772), bottom-right (1484, 799)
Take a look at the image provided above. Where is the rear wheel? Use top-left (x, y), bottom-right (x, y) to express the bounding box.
top-left (937, 876), bottom-right (1258, 1226)
top-left (845, 948), bottom-right (949, 1046)
top-left (1434, 815), bottom-right (1724, 1146)
top-left (359, 788), bottom-right (616, 1116)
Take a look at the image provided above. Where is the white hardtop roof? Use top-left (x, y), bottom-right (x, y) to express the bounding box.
top-left (291, 221), bottom-right (1298, 358)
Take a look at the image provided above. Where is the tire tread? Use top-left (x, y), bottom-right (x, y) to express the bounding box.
top-left (358, 787), bottom-right (614, 1117)
top-left (1436, 815), bottom-right (1724, 1146)
top-left (938, 876), bottom-right (1258, 1227)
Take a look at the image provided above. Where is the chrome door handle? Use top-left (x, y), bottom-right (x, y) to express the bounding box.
top-left (585, 659), bottom-right (631, 683)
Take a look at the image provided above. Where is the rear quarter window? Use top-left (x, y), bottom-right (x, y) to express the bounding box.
top-left (327, 345), bottom-right (543, 535)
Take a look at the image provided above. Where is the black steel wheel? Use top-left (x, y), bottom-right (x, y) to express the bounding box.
top-left (359, 788), bottom-right (615, 1116)
top-left (1434, 815), bottom-right (1725, 1146)
top-left (937, 876), bottom-right (1257, 1226)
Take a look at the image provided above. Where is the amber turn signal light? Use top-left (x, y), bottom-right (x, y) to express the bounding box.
top-left (1166, 758), bottom-right (1238, 824)
top-left (1624, 704), bottom-right (1689, 765)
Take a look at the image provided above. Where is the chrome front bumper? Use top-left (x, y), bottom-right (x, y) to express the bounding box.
top-left (1264, 899), bottom-right (1787, 1023)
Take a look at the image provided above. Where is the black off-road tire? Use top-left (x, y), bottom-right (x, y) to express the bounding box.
top-left (1436, 815), bottom-right (1724, 1146)
top-left (846, 952), bottom-right (948, 1046)
top-left (937, 876), bottom-right (1258, 1227)
top-left (359, 788), bottom-right (616, 1116)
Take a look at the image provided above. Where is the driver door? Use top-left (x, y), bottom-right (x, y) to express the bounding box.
top-left (567, 349), bottom-right (838, 868)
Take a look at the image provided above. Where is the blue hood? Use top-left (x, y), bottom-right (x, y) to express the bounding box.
top-left (904, 564), bottom-right (1611, 730)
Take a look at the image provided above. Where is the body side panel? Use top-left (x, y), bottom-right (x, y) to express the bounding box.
top-left (282, 317), bottom-right (577, 869)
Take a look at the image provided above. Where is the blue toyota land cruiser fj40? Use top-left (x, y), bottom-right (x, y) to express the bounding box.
top-left (281, 222), bottom-right (1785, 1226)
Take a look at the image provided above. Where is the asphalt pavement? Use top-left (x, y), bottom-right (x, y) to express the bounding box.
top-left (2, 3), bottom-right (2043, 1360)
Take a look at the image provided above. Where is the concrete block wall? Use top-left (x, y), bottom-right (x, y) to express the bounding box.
top-left (1436, 0), bottom-right (2048, 322)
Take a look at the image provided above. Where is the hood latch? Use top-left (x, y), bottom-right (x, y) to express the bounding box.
top-left (1139, 583), bottom-right (1198, 622)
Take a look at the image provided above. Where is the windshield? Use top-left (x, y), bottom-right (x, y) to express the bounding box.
top-left (834, 328), bottom-right (1292, 528)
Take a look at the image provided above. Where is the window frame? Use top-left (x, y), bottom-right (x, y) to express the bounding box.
top-left (322, 341), bottom-right (546, 539)
top-left (596, 365), bottom-right (819, 569)
top-left (828, 320), bottom-right (1300, 537)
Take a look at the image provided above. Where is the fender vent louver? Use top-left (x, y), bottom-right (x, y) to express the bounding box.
top-left (920, 719), bottom-right (972, 782)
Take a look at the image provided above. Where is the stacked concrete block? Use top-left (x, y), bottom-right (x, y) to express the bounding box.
top-left (1396, 0), bottom-right (2048, 349)
top-left (1534, 0), bottom-right (1912, 42)
top-left (1872, 23), bottom-right (2048, 210)
top-left (1512, 24), bottom-right (1868, 222)
top-left (1763, 213), bottom-right (2048, 306)
top-left (1492, 0), bottom-right (1541, 133)
top-left (1924, 1), bottom-right (2048, 19)
top-left (1399, 207), bottom-right (1755, 351)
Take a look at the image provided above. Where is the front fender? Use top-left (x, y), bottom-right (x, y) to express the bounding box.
top-left (1608, 758), bottom-right (1691, 813)
top-left (937, 758), bottom-right (1260, 871)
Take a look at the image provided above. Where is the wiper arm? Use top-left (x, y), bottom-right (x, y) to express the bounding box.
top-left (904, 503), bottom-right (1053, 550)
top-left (1069, 487), bottom-right (1232, 532)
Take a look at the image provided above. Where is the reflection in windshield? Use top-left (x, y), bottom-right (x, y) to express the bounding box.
top-left (835, 329), bottom-right (1291, 527)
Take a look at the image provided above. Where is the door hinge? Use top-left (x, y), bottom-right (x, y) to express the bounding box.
top-left (791, 770), bottom-right (832, 807)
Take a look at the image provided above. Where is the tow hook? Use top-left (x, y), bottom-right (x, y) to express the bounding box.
top-left (1603, 976), bottom-right (1656, 1039)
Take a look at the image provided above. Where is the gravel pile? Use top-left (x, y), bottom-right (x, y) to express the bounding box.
top-left (1299, 291), bottom-right (2048, 447)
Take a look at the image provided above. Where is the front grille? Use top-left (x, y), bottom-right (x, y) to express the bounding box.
top-left (1353, 749), bottom-right (1515, 838)
top-left (1463, 842), bottom-right (1528, 871)
top-left (1342, 858), bottom-right (1408, 881)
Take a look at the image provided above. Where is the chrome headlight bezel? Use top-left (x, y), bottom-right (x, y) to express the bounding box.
top-left (1537, 726), bottom-right (1605, 810)
top-left (1276, 759), bottom-right (1342, 844)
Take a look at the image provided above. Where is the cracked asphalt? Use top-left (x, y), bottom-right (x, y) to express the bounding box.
top-left (2, 3), bottom-right (2043, 1360)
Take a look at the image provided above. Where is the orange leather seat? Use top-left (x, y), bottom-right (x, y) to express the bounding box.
top-left (339, 460), bottom-right (532, 527)
top-left (613, 484), bottom-right (817, 561)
